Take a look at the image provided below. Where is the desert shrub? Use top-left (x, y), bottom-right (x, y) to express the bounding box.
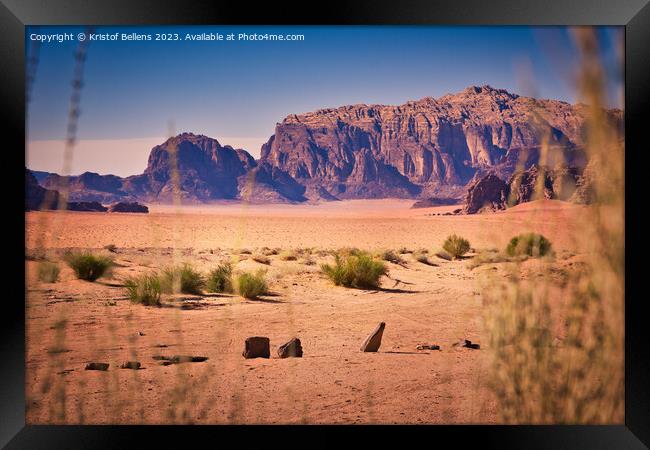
top-left (413, 251), bottom-right (435, 266)
top-left (398, 247), bottom-right (412, 254)
top-left (435, 250), bottom-right (452, 261)
top-left (296, 247), bottom-right (313, 256)
top-left (38, 261), bottom-right (60, 283)
top-left (506, 233), bottom-right (552, 258)
top-left (416, 248), bottom-right (429, 254)
top-left (301, 256), bottom-right (316, 266)
top-left (236, 270), bottom-right (268, 299)
top-left (260, 247), bottom-right (279, 256)
top-left (64, 251), bottom-right (113, 281)
top-left (279, 250), bottom-right (298, 261)
top-left (321, 251), bottom-right (388, 289)
top-left (125, 274), bottom-right (161, 306)
top-left (206, 262), bottom-right (233, 293)
top-left (160, 264), bottom-right (205, 294)
top-left (239, 248), bottom-right (252, 255)
top-left (443, 234), bottom-right (471, 259)
top-left (467, 249), bottom-right (510, 269)
top-left (376, 249), bottom-right (405, 265)
top-left (252, 254), bottom-right (271, 265)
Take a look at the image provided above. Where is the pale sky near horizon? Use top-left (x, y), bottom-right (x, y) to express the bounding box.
top-left (26, 25), bottom-right (623, 177)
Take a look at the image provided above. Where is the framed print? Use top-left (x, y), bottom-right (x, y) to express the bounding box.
top-left (2, 0), bottom-right (649, 447)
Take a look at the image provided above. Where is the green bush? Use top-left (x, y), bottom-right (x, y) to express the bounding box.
top-left (506, 233), bottom-right (552, 257)
top-left (38, 261), bottom-right (60, 283)
top-left (160, 264), bottom-right (205, 294)
top-left (236, 270), bottom-right (268, 299)
top-left (125, 274), bottom-right (161, 306)
top-left (206, 262), bottom-right (233, 293)
top-left (321, 251), bottom-right (388, 289)
top-left (442, 234), bottom-right (471, 259)
top-left (64, 251), bottom-right (113, 281)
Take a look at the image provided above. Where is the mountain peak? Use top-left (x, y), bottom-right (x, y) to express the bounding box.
top-left (457, 84), bottom-right (519, 99)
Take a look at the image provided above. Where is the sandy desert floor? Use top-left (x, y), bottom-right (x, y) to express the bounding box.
top-left (25, 199), bottom-right (591, 424)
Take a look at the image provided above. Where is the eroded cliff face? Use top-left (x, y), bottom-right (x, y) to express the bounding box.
top-left (134, 133), bottom-right (256, 201)
top-left (260, 85), bottom-right (611, 200)
top-left (27, 86), bottom-right (622, 205)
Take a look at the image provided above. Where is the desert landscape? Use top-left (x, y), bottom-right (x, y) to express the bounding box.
top-left (25, 26), bottom-right (624, 425)
top-left (25, 199), bottom-right (598, 424)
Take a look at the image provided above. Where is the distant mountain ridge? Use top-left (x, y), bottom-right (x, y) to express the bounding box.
top-left (28, 85), bottom-right (623, 204)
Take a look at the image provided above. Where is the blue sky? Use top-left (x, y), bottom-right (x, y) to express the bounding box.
top-left (26, 26), bottom-right (623, 176)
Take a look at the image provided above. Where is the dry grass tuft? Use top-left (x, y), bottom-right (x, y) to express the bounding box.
top-left (506, 233), bottom-right (553, 258)
top-left (206, 262), bottom-right (234, 293)
top-left (375, 249), bottom-right (406, 265)
top-left (38, 261), bottom-right (60, 283)
top-left (236, 270), bottom-right (268, 299)
top-left (64, 251), bottom-right (113, 281)
top-left (413, 251), bottom-right (436, 266)
top-left (442, 234), bottom-right (471, 259)
top-left (125, 274), bottom-right (162, 306)
top-left (160, 264), bottom-right (205, 295)
top-left (321, 251), bottom-right (388, 289)
top-left (278, 250), bottom-right (298, 261)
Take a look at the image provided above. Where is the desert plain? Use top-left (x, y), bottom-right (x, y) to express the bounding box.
top-left (25, 198), bottom-right (590, 424)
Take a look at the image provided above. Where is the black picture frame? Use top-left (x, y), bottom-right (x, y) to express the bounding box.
top-left (3, 0), bottom-right (649, 448)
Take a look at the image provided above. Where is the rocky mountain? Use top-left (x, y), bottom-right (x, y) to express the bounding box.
top-left (26, 168), bottom-right (59, 211)
top-left (34, 133), bottom-right (305, 204)
top-left (461, 164), bottom-right (585, 214)
top-left (260, 85), bottom-right (619, 200)
top-left (27, 86), bottom-right (622, 205)
top-left (39, 171), bottom-right (136, 203)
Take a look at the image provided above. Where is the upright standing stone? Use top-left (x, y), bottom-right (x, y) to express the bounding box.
top-left (243, 336), bottom-right (270, 359)
top-left (277, 337), bottom-right (303, 358)
top-left (360, 322), bottom-right (385, 352)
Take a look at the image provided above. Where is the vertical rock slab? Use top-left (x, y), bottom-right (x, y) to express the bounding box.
top-left (243, 336), bottom-right (270, 359)
top-left (277, 337), bottom-right (303, 358)
top-left (360, 322), bottom-right (385, 352)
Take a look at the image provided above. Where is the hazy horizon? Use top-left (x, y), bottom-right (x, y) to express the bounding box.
top-left (26, 25), bottom-right (623, 177)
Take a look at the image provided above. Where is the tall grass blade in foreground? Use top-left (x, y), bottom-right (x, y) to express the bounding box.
top-left (484, 27), bottom-right (624, 424)
top-left (64, 251), bottom-right (113, 281)
top-left (321, 251), bottom-right (388, 289)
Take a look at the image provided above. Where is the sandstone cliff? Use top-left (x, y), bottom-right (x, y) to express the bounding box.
top-left (27, 86), bottom-right (622, 205)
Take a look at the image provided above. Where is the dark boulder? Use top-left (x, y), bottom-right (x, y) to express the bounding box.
top-left (243, 336), bottom-right (270, 359)
top-left (108, 202), bottom-right (149, 213)
top-left (85, 362), bottom-right (109, 371)
top-left (277, 337), bottom-right (303, 358)
top-left (120, 361), bottom-right (141, 370)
